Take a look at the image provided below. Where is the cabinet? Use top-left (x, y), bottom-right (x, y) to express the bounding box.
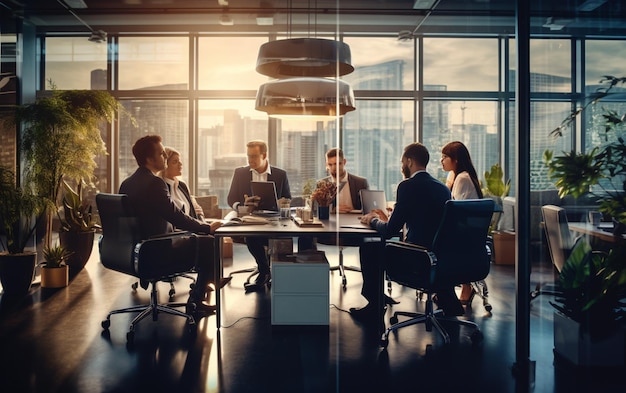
top-left (271, 252), bottom-right (329, 326)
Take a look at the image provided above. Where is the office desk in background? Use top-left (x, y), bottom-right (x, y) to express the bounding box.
top-left (213, 213), bottom-right (378, 328)
top-left (568, 222), bottom-right (626, 244)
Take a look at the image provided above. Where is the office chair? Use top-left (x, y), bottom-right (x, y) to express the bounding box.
top-left (531, 204), bottom-right (575, 300)
top-left (380, 199), bottom-right (494, 348)
top-left (96, 193), bottom-right (198, 343)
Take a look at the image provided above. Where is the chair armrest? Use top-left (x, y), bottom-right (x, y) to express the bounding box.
top-left (384, 240), bottom-right (436, 288)
top-left (147, 230), bottom-right (192, 240)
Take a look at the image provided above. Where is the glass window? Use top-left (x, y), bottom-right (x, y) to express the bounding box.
top-left (423, 38), bottom-right (498, 91)
top-left (342, 100), bottom-right (413, 200)
top-left (422, 100), bottom-right (498, 186)
top-left (529, 102), bottom-right (571, 190)
top-left (529, 39), bottom-right (571, 92)
top-left (118, 37), bottom-right (189, 90)
top-left (118, 99), bottom-right (189, 185)
top-left (198, 37), bottom-right (269, 90)
top-left (198, 100), bottom-right (268, 206)
top-left (44, 37), bottom-right (108, 89)
top-left (585, 40), bottom-right (626, 85)
top-left (343, 36), bottom-right (414, 91)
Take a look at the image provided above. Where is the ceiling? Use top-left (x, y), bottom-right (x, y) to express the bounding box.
top-left (1, 0), bottom-right (625, 37)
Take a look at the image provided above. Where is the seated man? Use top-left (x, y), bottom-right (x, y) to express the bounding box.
top-left (351, 143), bottom-right (463, 326)
top-left (323, 147), bottom-right (369, 213)
top-left (227, 140), bottom-right (291, 292)
top-left (119, 135), bottom-right (226, 318)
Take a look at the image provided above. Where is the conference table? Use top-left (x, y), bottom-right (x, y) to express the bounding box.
top-left (568, 222), bottom-right (626, 244)
top-left (212, 213), bottom-right (379, 328)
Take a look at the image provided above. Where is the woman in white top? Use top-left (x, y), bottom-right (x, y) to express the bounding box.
top-left (160, 147), bottom-right (205, 220)
top-left (441, 141), bottom-right (484, 304)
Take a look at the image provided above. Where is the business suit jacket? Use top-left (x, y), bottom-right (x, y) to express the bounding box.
top-left (227, 165), bottom-right (291, 208)
top-left (120, 166), bottom-right (211, 239)
top-left (371, 171), bottom-right (451, 247)
top-left (320, 172), bottom-right (369, 210)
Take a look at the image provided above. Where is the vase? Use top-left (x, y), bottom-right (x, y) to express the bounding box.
top-left (0, 252), bottom-right (36, 297)
top-left (318, 205), bottom-right (330, 220)
top-left (59, 230), bottom-right (96, 275)
top-left (40, 265), bottom-right (69, 288)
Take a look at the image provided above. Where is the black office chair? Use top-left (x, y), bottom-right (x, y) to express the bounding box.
top-left (531, 204), bottom-right (575, 300)
top-left (96, 193), bottom-right (198, 343)
top-left (380, 199), bottom-right (494, 348)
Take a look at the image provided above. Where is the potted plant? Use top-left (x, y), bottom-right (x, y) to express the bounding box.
top-left (58, 179), bottom-right (100, 274)
top-left (0, 166), bottom-right (46, 297)
top-left (11, 87), bottom-right (124, 253)
top-left (310, 180), bottom-right (337, 219)
top-left (544, 75), bottom-right (626, 366)
top-left (40, 243), bottom-right (72, 288)
top-left (482, 163), bottom-right (513, 264)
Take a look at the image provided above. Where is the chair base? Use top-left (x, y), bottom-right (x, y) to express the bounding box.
top-left (102, 280), bottom-right (196, 343)
top-left (468, 280), bottom-right (492, 312)
top-left (328, 248), bottom-right (360, 288)
top-left (380, 295), bottom-right (483, 348)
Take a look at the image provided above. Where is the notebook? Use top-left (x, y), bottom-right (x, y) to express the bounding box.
top-left (360, 189), bottom-right (387, 214)
top-left (250, 181), bottom-right (279, 213)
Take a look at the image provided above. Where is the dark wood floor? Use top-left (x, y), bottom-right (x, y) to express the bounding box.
top-left (1, 241), bottom-right (624, 393)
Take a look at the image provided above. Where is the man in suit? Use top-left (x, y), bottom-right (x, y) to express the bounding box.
top-left (119, 135), bottom-right (225, 318)
top-left (227, 140), bottom-right (291, 291)
top-left (350, 142), bottom-right (462, 325)
top-left (322, 147), bottom-right (368, 213)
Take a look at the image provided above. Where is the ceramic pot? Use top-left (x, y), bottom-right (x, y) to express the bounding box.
top-left (40, 265), bottom-right (69, 288)
top-left (59, 230), bottom-right (95, 274)
top-left (0, 252), bottom-right (36, 297)
top-left (317, 205), bottom-right (330, 220)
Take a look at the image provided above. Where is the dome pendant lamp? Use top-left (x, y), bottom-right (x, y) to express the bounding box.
top-left (255, 77), bottom-right (356, 118)
top-left (256, 38), bottom-right (354, 79)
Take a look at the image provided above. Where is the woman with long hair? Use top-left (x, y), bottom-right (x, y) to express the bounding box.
top-left (441, 141), bottom-right (484, 304)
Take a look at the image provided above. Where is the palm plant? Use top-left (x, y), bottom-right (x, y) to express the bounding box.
top-left (13, 87), bottom-right (123, 249)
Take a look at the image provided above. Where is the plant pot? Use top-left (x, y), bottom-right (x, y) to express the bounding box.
top-left (553, 311), bottom-right (625, 367)
top-left (40, 265), bottom-right (69, 288)
top-left (59, 230), bottom-right (95, 274)
top-left (0, 252), bottom-right (36, 297)
top-left (317, 205), bottom-right (330, 220)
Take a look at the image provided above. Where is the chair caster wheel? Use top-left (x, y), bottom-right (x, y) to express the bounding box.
top-left (169, 288), bottom-right (175, 298)
top-left (131, 282), bottom-right (138, 291)
top-left (390, 316), bottom-right (398, 324)
top-left (484, 303), bottom-right (492, 312)
top-left (101, 319), bottom-right (110, 330)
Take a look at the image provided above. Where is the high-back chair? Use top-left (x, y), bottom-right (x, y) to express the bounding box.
top-left (96, 193), bottom-right (198, 343)
top-left (380, 199), bottom-right (494, 348)
top-left (531, 205), bottom-right (575, 300)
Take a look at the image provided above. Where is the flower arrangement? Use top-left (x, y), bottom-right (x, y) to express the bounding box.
top-left (311, 180), bottom-right (337, 207)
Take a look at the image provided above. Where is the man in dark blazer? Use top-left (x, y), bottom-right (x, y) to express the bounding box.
top-left (321, 147), bottom-right (368, 213)
top-left (351, 142), bottom-right (462, 326)
top-left (119, 135), bottom-right (224, 318)
top-left (227, 140), bottom-right (291, 291)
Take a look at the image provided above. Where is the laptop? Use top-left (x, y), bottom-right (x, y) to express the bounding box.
top-left (250, 181), bottom-right (280, 214)
top-left (360, 189), bottom-right (387, 213)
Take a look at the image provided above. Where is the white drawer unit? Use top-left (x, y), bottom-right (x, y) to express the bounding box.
top-left (271, 253), bottom-right (330, 326)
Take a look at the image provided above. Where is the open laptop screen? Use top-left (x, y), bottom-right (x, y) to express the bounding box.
top-left (250, 181), bottom-right (279, 212)
top-left (360, 189), bottom-right (387, 213)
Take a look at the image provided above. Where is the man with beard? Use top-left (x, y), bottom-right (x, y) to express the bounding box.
top-left (349, 142), bottom-right (462, 329)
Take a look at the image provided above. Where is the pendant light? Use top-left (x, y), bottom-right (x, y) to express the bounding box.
top-left (254, 0), bottom-right (356, 118)
top-left (255, 77), bottom-right (355, 117)
top-left (256, 38), bottom-right (353, 79)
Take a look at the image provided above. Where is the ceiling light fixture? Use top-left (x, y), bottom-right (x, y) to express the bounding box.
top-left (254, 0), bottom-right (356, 118)
top-left (256, 38), bottom-right (353, 78)
top-left (255, 78), bottom-right (355, 118)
